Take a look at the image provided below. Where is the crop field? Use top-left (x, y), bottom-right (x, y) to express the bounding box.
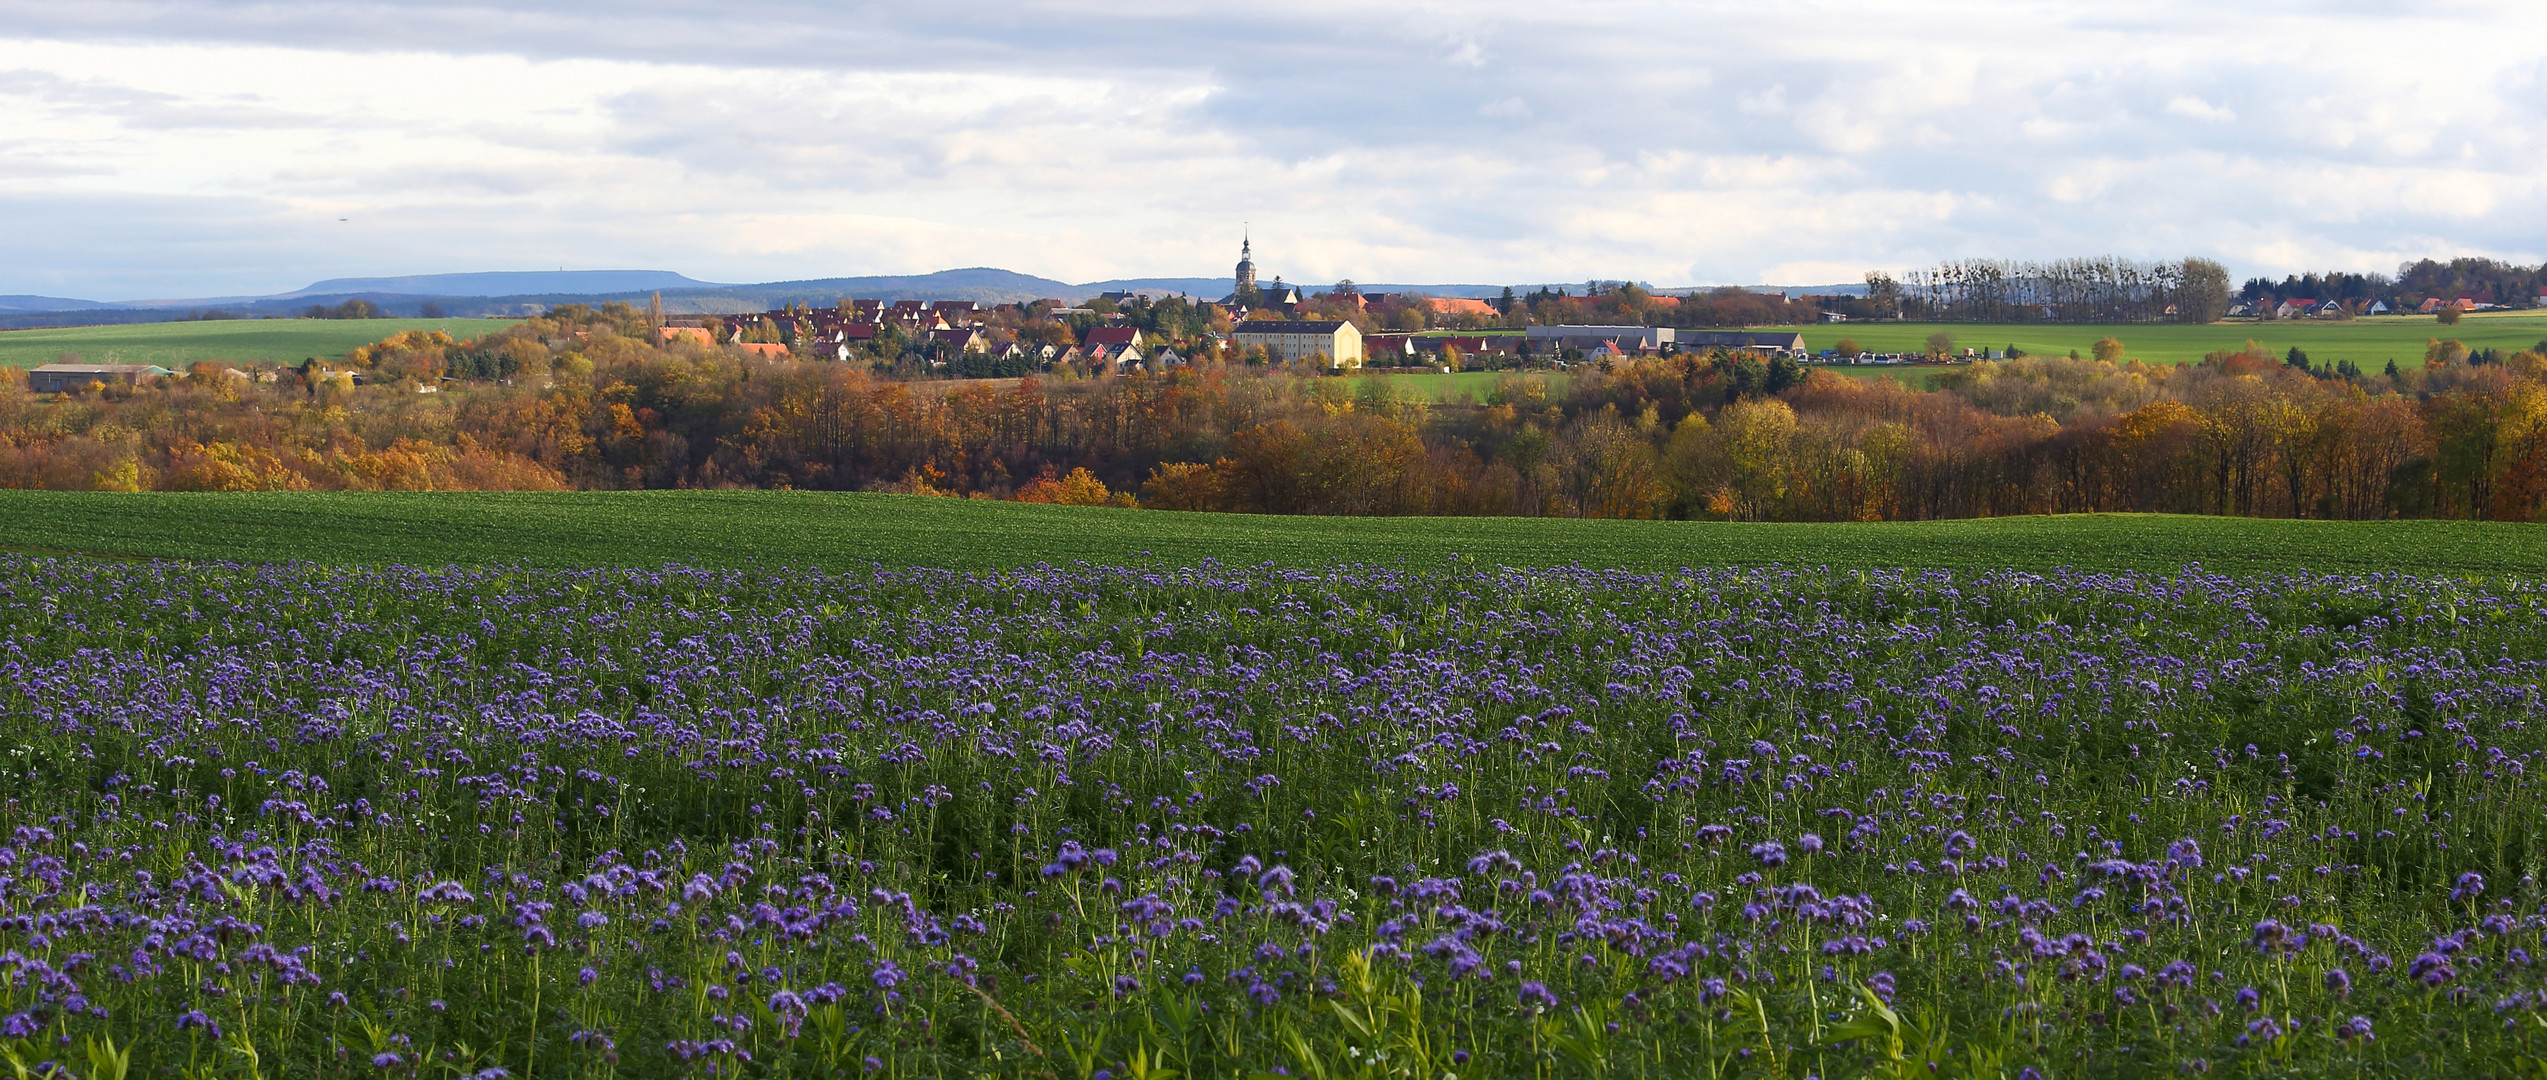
top-left (8, 490), bottom-right (2547, 576)
top-left (1770, 314), bottom-right (2547, 370)
top-left (0, 318), bottom-right (516, 370)
top-left (3, 555), bottom-right (2545, 1078)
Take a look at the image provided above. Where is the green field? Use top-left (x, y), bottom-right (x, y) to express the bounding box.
top-left (1780, 312), bottom-right (2547, 369)
top-left (1372, 369), bottom-right (1573, 402)
top-left (5, 489), bottom-right (2544, 575)
top-left (0, 316), bottom-right (517, 369)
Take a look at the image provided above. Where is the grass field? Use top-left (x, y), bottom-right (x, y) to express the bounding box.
top-left (1779, 312), bottom-right (2547, 369)
top-left (1373, 369), bottom-right (1573, 402)
top-left (0, 316), bottom-right (517, 369)
top-left (5, 489), bottom-right (2545, 575)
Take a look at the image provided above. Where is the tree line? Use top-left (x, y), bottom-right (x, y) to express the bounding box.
top-left (7, 303), bottom-right (2547, 523)
top-left (1867, 257), bottom-right (2234, 324)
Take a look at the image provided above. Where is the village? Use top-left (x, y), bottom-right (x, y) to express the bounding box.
top-left (651, 238), bottom-right (1848, 377)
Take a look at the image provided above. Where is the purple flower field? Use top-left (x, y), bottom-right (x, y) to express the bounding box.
top-left (1, 557), bottom-right (2543, 1077)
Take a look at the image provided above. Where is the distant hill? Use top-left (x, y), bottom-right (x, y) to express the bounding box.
top-left (0, 295), bottom-right (106, 314)
top-left (1077, 278), bottom-right (1234, 298)
top-left (661, 268), bottom-right (1082, 309)
top-left (0, 268), bottom-right (1876, 330)
top-left (283, 270), bottom-right (728, 299)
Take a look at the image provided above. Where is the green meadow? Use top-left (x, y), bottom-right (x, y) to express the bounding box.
top-left (0, 317), bottom-right (518, 369)
top-left (4, 489), bottom-right (2543, 576)
top-left (1373, 369), bottom-right (1573, 402)
top-left (1786, 312), bottom-right (2547, 369)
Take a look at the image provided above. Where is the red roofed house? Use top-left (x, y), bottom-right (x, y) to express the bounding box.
top-left (1364, 332), bottom-right (1415, 361)
top-left (659, 326), bottom-right (713, 346)
top-left (1081, 327), bottom-right (1143, 352)
top-left (927, 327), bottom-right (986, 353)
top-left (735, 342), bottom-right (791, 359)
top-left (2274, 298), bottom-right (2318, 319)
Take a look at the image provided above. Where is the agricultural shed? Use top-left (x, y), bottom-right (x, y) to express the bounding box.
top-left (27, 363), bottom-right (176, 393)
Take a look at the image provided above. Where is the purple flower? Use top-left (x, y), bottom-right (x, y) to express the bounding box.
top-left (2409, 952), bottom-right (2456, 987)
top-left (1518, 981), bottom-right (1558, 1012)
top-left (1750, 841), bottom-right (1787, 868)
top-left (2337, 1015), bottom-right (2374, 1042)
top-left (2324, 969), bottom-right (2351, 995)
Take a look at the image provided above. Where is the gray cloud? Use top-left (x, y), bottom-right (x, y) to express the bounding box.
top-left (1, 0), bottom-right (2542, 298)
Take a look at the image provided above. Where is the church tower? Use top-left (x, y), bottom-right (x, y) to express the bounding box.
top-left (1234, 233), bottom-right (1258, 294)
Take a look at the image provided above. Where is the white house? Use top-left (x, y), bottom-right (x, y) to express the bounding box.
top-left (1233, 320), bottom-right (1364, 367)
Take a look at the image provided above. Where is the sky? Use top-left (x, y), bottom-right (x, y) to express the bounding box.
top-left (4, 0), bottom-right (2545, 301)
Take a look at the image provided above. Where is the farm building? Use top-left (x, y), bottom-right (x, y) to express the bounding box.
top-left (27, 364), bottom-right (176, 393)
top-left (1528, 325), bottom-right (1668, 351)
top-left (1672, 331), bottom-right (1809, 356)
top-left (1416, 335), bottom-right (1516, 357)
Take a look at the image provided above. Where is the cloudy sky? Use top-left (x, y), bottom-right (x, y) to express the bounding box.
top-left (4, 0), bottom-right (2544, 300)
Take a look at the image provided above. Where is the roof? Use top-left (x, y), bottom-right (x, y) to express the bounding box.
top-left (31, 363), bottom-right (174, 375)
top-left (1234, 320), bottom-right (1353, 334)
top-left (1674, 331), bottom-right (1807, 349)
top-left (1083, 327), bottom-right (1141, 347)
top-left (1424, 298), bottom-right (1499, 317)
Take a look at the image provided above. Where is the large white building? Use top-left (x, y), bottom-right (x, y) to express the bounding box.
top-left (1233, 320), bottom-right (1363, 367)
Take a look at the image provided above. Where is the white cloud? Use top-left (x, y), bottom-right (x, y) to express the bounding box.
top-left (0, 0), bottom-right (2544, 298)
top-left (2164, 96), bottom-right (2235, 123)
